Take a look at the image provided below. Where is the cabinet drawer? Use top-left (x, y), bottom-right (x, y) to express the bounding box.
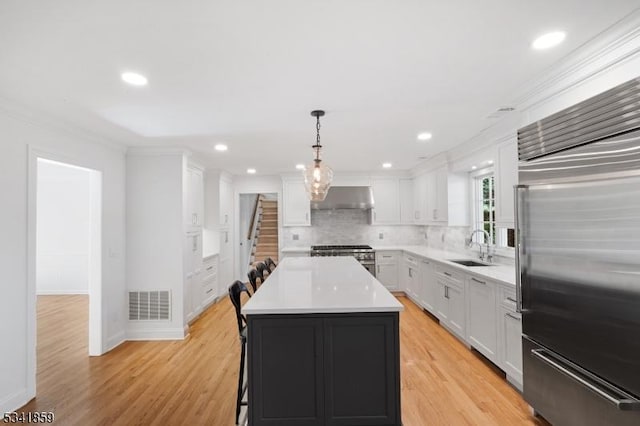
top-left (203, 259), bottom-right (218, 274)
top-left (435, 265), bottom-right (463, 285)
top-left (499, 285), bottom-right (517, 311)
top-left (376, 251), bottom-right (399, 265)
top-left (403, 254), bottom-right (418, 268)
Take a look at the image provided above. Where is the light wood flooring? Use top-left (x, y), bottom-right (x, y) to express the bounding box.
top-left (23, 295), bottom-right (548, 425)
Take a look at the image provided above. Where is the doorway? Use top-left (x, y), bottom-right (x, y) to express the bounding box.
top-left (27, 151), bottom-right (103, 397)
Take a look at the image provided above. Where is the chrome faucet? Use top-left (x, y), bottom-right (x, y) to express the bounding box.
top-left (467, 229), bottom-right (492, 262)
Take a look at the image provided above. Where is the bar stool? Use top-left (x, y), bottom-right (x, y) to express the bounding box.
top-left (247, 267), bottom-right (265, 293)
top-left (228, 280), bottom-right (251, 424)
top-left (264, 257), bottom-right (277, 273)
top-left (256, 262), bottom-right (269, 281)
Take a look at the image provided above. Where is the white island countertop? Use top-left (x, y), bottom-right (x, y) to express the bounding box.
top-left (242, 257), bottom-right (404, 315)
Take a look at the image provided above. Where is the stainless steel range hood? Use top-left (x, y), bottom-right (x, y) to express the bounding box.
top-left (310, 186), bottom-right (375, 210)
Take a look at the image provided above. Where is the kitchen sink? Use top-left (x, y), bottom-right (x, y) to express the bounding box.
top-left (448, 259), bottom-right (493, 267)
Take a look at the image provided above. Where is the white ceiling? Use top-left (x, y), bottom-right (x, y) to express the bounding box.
top-left (1, 1), bottom-right (639, 174)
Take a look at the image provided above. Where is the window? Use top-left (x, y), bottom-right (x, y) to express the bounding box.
top-left (471, 170), bottom-right (514, 249)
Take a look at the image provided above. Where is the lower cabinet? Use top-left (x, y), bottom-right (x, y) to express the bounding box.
top-left (376, 251), bottom-right (400, 291)
top-left (498, 285), bottom-right (523, 388)
top-left (418, 259), bottom-right (436, 314)
top-left (202, 254), bottom-right (218, 307)
top-left (248, 313), bottom-right (401, 426)
top-left (402, 255), bottom-right (419, 302)
top-left (435, 266), bottom-right (466, 342)
top-left (467, 275), bottom-right (498, 364)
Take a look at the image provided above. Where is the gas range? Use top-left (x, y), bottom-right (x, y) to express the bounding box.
top-left (310, 245), bottom-right (376, 276)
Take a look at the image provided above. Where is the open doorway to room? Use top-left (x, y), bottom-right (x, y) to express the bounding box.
top-left (29, 156), bottom-right (103, 398)
top-left (237, 193), bottom-right (278, 278)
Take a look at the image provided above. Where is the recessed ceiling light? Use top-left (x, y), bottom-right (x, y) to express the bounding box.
top-left (417, 132), bottom-right (433, 141)
top-left (295, 164), bottom-right (305, 170)
top-left (214, 144), bottom-right (228, 152)
top-left (382, 163), bottom-right (392, 168)
top-left (471, 166), bottom-right (477, 170)
top-left (121, 72), bottom-right (148, 86)
top-left (488, 160), bottom-right (494, 165)
top-left (247, 168), bottom-right (256, 174)
top-left (532, 31), bottom-right (566, 50)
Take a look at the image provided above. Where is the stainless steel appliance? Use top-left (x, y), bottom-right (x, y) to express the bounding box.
top-left (310, 245), bottom-right (376, 276)
top-left (516, 77), bottom-right (640, 425)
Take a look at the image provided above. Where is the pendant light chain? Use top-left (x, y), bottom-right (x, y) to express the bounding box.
top-left (314, 114), bottom-right (322, 161)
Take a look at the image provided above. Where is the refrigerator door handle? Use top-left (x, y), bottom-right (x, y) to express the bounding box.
top-left (531, 349), bottom-right (640, 411)
top-left (514, 184), bottom-right (528, 313)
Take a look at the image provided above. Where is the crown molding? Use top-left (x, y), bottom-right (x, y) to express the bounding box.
top-left (512, 8), bottom-right (640, 111)
top-left (0, 95), bottom-right (129, 153)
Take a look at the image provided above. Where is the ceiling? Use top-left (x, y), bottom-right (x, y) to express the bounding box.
top-left (1, 1), bottom-right (639, 174)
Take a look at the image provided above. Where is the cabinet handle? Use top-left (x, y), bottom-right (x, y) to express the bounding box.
top-left (377, 265), bottom-right (380, 274)
top-left (206, 266), bottom-right (214, 271)
top-left (225, 214), bottom-right (228, 224)
top-left (444, 271), bottom-right (452, 277)
top-left (471, 277), bottom-right (486, 285)
top-left (225, 231), bottom-right (229, 243)
top-left (445, 286), bottom-right (449, 299)
top-left (415, 211), bottom-right (420, 220)
top-left (433, 209), bottom-right (437, 219)
top-left (408, 268), bottom-right (412, 278)
top-left (206, 288), bottom-right (213, 294)
top-left (305, 212), bottom-right (309, 222)
top-left (506, 297), bottom-right (517, 303)
top-left (506, 312), bottom-right (521, 321)
top-left (383, 255), bottom-right (392, 258)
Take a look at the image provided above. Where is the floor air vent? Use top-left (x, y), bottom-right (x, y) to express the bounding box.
top-left (129, 291), bottom-right (171, 320)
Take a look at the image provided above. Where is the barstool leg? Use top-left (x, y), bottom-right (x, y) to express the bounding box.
top-left (236, 340), bottom-right (247, 424)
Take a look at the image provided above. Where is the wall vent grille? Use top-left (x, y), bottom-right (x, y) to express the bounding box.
top-left (129, 291), bottom-right (171, 321)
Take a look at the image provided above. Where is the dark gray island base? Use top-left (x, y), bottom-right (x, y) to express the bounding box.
top-left (247, 311), bottom-right (401, 426)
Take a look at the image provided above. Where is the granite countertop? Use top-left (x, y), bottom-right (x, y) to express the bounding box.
top-left (242, 257), bottom-right (404, 315)
top-left (281, 245), bottom-right (516, 286)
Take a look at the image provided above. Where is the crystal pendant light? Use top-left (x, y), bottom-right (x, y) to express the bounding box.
top-left (303, 110), bottom-right (333, 201)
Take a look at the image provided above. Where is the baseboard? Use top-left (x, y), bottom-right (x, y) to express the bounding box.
top-left (0, 388), bottom-right (32, 414)
top-left (126, 326), bottom-right (187, 341)
top-left (105, 330), bottom-right (126, 353)
top-left (36, 290), bottom-right (89, 295)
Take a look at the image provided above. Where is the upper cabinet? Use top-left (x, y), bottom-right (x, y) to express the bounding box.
top-left (283, 179), bottom-right (311, 226)
top-left (371, 178), bottom-right (400, 224)
top-left (495, 139), bottom-right (518, 228)
top-left (413, 166), bottom-right (465, 226)
top-left (185, 165), bottom-right (204, 231)
top-left (219, 174), bottom-right (233, 229)
top-left (399, 178), bottom-right (414, 224)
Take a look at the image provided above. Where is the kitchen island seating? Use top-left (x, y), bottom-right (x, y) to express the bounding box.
top-left (228, 280), bottom-right (251, 424)
top-left (255, 262), bottom-right (269, 280)
top-left (264, 257), bottom-right (277, 273)
top-left (247, 268), bottom-right (265, 293)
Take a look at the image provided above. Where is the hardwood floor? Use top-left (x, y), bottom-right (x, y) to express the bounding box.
top-left (23, 295), bottom-right (548, 425)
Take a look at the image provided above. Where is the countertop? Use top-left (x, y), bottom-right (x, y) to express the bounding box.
top-left (281, 245), bottom-right (516, 286)
top-left (242, 257), bottom-right (404, 315)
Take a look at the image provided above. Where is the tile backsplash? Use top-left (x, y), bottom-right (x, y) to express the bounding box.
top-left (283, 209), bottom-right (470, 249)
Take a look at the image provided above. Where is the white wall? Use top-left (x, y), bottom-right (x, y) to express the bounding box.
top-left (36, 159), bottom-right (91, 295)
top-left (0, 104), bottom-right (127, 414)
top-left (125, 150), bottom-right (186, 340)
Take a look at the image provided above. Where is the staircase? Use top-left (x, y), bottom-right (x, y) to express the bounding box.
top-left (250, 198), bottom-right (279, 267)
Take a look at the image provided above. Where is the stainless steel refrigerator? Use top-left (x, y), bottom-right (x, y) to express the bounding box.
top-left (516, 77), bottom-right (640, 425)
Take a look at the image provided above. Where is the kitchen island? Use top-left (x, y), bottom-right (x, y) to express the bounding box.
top-left (243, 256), bottom-right (404, 426)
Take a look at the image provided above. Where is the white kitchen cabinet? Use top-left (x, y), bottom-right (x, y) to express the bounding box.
top-left (219, 175), bottom-right (233, 229)
top-left (495, 138), bottom-right (518, 228)
top-left (184, 232), bottom-right (203, 323)
top-left (218, 228), bottom-right (233, 296)
top-left (202, 255), bottom-right (218, 307)
top-left (425, 167), bottom-right (448, 224)
top-left (413, 173), bottom-right (428, 224)
top-left (371, 178), bottom-right (400, 224)
top-left (399, 178), bottom-right (414, 224)
top-left (435, 265), bottom-right (466, 342)
top-left (185, 165), bottom-right (204, 231)
top-left (497, 285), bottom-right (523, 388)
top-left (466, 275), bottom-right (498, 364)
top-left (418, 258), bottom-right (436, 314)
top-left (283, 179), bottom-right (311, 226)
top-left (402, 254), bottom-right (419, 302)
top-left (376, 251), bottom-right (400, 291)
